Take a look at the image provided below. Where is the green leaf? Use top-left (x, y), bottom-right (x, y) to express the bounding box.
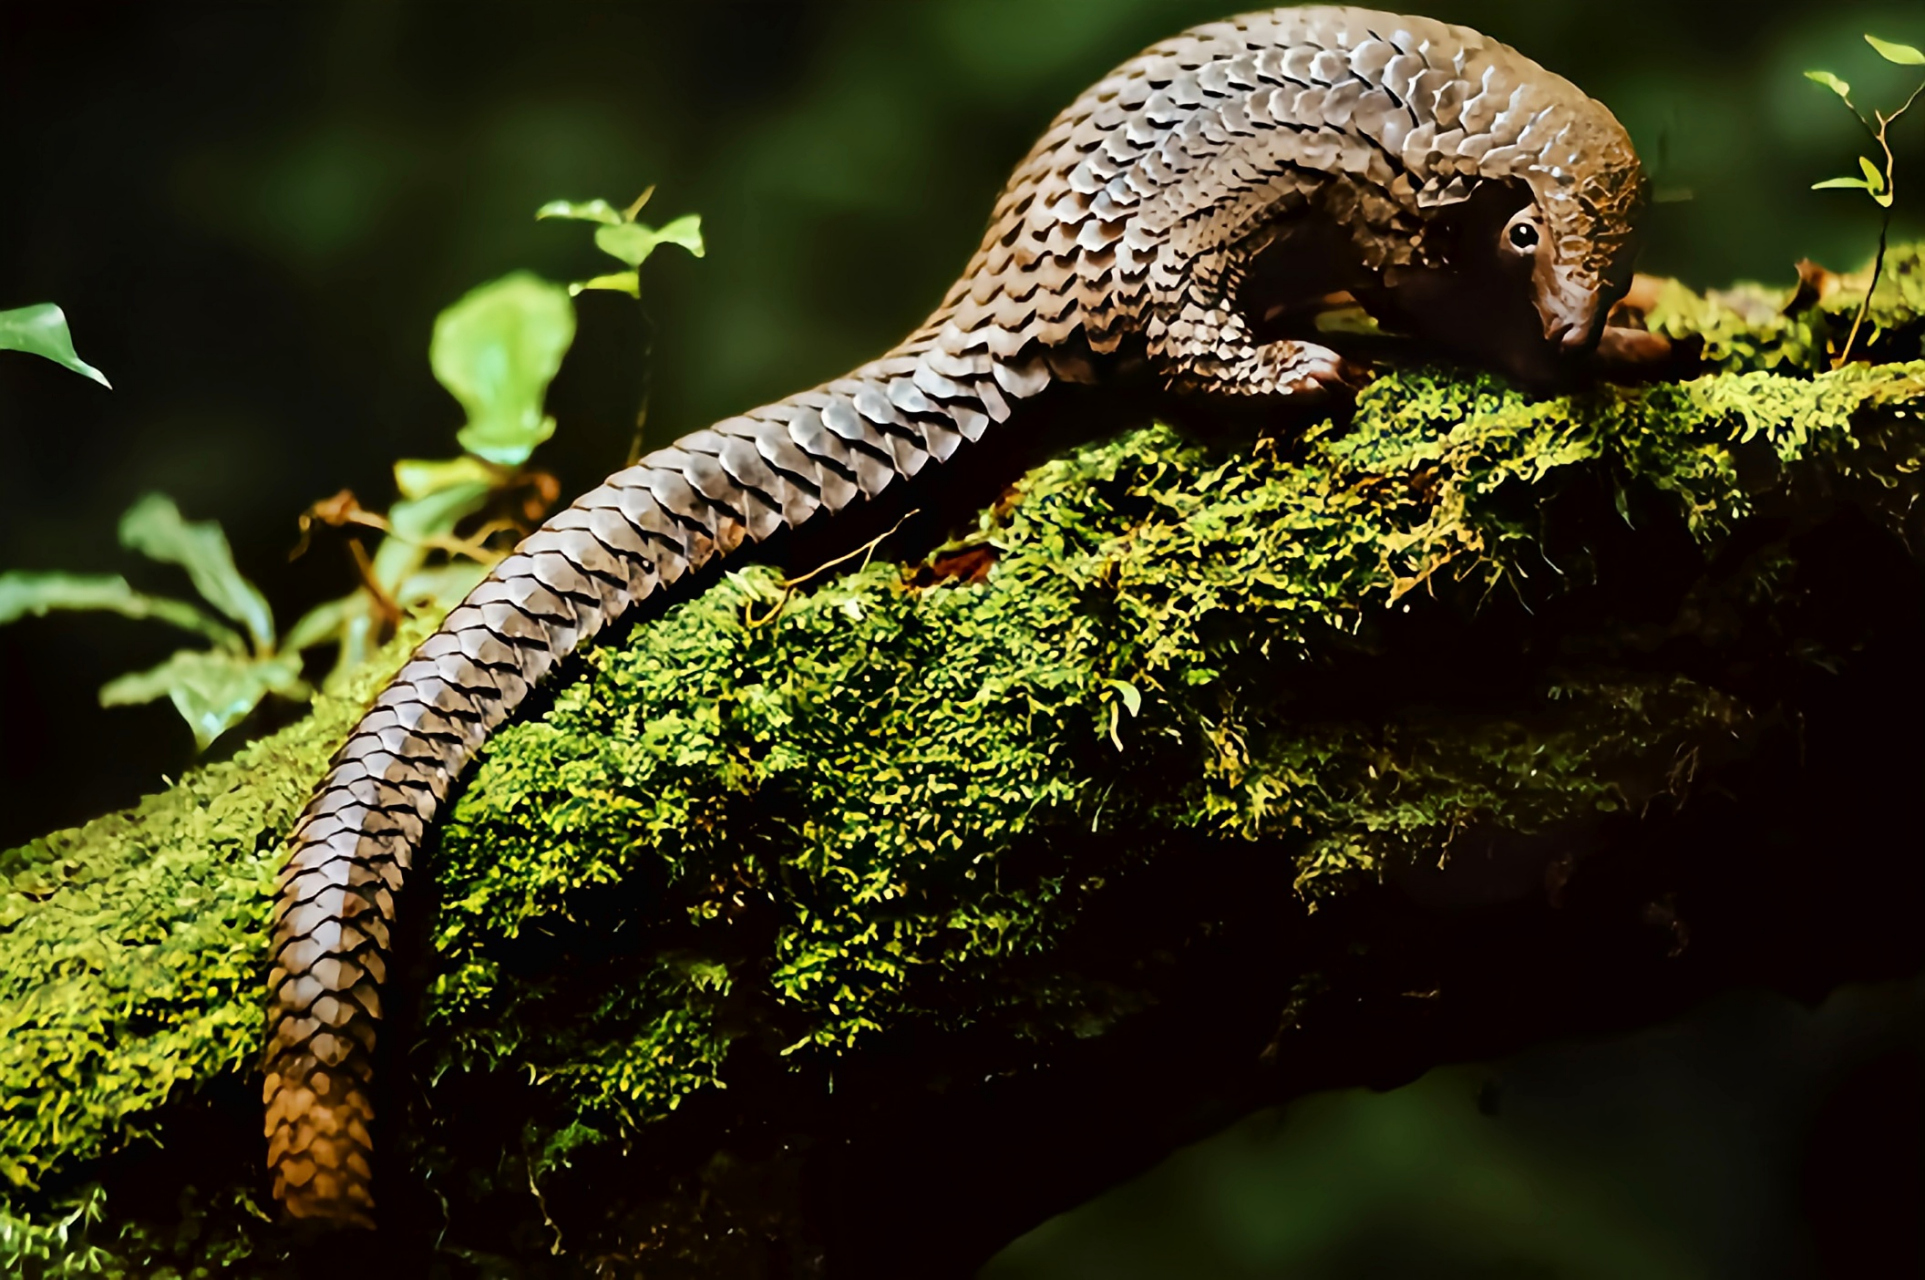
top-left (388, 481), bottom-right (493, 542)
top-left (1875, 188), bottom-right (1896, 208)
top-left (0, 571), bottom-right (243, 650)
top-left (458, 415), bottom-right (557, 470)
top-left (320, 598), bottom-right (380, 688)
top-left (394, 455), bottom-right (499, 500)
top-left (568, 271), bottom-right (642, 299)
top-left (534, 198), bottom-right (626, 226)
top-left (430, 272), bottom-right (576, 467)
top-left (281, 595), bottom-right (357, 653)
top-left (593, 224), bottom-right (661, 267)
top-left (396, 561), bottom-right (491, 608)
top-left (649, 214), bottom-right (705, 257)
top-left (1859, 156), bottom-right (1886, 192)
top-left (1811, 177), bottom-right (1872, 191)
top-left (1803, 70), bottom-right (1852, 100)
top-left (256, 651), bottom-right (309, 697)
top-left (592, 214), bottom-right (706, 269)
top-left (369, 541), bottom-right (427, 599)
top-left (1109, 679), bottom-right (1143, 717)
top-left (1865, 34), bottom-right (1925, 66)
top-left (98, 648), bottom-right (307, 751)
top-left (118, 494), bottom-right (276, 651)
top-left (0, 304), bottom-right (110, 387)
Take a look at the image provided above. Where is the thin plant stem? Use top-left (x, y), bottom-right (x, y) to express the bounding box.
top-left (744, 509), bottom-right (922, 628)
top-left (1837, 211), bottom-right (1891, 369)
top-left (1834, 75), bottom-right (1924, 368)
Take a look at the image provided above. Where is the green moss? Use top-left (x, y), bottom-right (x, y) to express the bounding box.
top-left (425, 357), bottom-right (1922, 1154)
top-left (5, 259), bottom-right (1925, 1270)
top-left (1643, 243), bottom-right (1925, 373)
top-left (0, 623), bottom-right (436, 1270)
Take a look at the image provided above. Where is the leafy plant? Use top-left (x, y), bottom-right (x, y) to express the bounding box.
top-left (0, 495), bottom-right (314, 750)
top-left (1806, 33), bottom-right (1925, 365)
top-left (0, 303), bottom-right (109, 387)
top-left (291, 194), bottom-right (701, 682)
top-left (1, 189), bottom-right (701, 755)
top-left (291, 269), bottom-right (582, 684)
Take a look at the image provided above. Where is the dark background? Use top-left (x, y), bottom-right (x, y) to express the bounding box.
top-left (4, 0), bottom-right (1925, 842)
top-left (2, 2), bottom-right (1922, 1274)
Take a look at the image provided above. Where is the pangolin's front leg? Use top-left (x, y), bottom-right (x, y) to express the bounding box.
top-left (1152, 298), bottom-right (1355, 399)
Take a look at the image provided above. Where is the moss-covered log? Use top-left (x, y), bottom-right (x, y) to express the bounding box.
top-left (4, 254), bottom-right (1925, 1276)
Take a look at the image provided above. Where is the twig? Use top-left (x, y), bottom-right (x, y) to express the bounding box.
top-left (301, 498), bottom-right (517, 565)
top-left (345, 537), bottom-right (404, 633)
top-left (626, 306), bottom-right (656, 468)
top-left (522, 1136), bottom-right (565, 1256)
top-left (744, 509), bottom-right (922, 628)
top-left (1838, 217), bottom-right (1892, 369)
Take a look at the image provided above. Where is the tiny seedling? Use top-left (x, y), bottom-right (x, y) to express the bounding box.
top-left (1806, 34), bottom-right (1925, 366)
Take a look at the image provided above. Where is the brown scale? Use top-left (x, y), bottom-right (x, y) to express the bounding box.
top-left (264, 4), bottom-right (1647, 1226)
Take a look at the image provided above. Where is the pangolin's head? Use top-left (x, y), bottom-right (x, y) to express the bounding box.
top-left (1374, 68), bottom-right (1649, 388)
top-left (1506, 111), bottom-right (1648, 355)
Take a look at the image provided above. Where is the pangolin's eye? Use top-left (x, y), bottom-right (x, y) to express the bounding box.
top-left (1506, 220), bottom-right (1541, 253)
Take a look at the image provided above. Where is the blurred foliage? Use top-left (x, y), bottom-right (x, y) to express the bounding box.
top-left (986, 978), bottom-right (1925, 1279)
top-left (0, 495), bottom-right (307, 750)
top-left (1, 262), bottom-right (1922, 1269)
top-left (0, 196), bottom-right (697, 739)
top-left (0, 304), bottom-right (109, 389)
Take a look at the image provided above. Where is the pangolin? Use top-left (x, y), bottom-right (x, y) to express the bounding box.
top-left (264, 4), bottom-right (1647, 1226)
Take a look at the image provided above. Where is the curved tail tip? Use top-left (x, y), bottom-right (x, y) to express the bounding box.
top-left (274, 1163), bottom-right (378, 1231)
top-left (265, 1071), bottom-right (380, 1230)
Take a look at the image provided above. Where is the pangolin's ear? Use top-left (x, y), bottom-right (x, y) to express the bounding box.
top-left (1411, 178), bottom-right (1538, 274)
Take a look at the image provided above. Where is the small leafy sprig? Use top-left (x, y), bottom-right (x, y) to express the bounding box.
top-left (290, 269), bottom-right (580, 685)
top-left (536, 187), bottom-right (705, 298)
top-left (537, 188), bottom-right (704, 460)
top-left (1806, 34), bottom-right (1925, 367)
top-left (0, 268), bottom-right (587, 752)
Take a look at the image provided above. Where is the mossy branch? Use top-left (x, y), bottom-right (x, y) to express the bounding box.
top-left (5, 253), bottom-right (1925, 1275)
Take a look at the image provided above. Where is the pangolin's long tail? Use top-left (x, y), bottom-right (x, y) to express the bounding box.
top-left (262, 318), bottom-right (1055, 1224)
